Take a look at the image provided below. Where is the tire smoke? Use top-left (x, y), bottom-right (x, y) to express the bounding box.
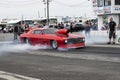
top-left (0, 41), bottom-right (48, 54)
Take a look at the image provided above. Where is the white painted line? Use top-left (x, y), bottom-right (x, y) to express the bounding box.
top-left (0, 41), bottom-right (13, 44)
top-left (87, 44), bottom-right (120, 48)
top-left (0, 71), bottom-right (41, 80)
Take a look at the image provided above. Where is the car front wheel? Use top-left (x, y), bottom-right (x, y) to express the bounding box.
top-left (51, 40), bottom-right (58, 49)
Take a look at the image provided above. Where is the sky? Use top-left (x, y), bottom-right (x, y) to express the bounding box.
top-left (0, 0), bottom-right (95, 21)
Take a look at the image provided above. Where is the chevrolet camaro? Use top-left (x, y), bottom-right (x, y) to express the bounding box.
top-left (20, 28), bottom-right (85, 49)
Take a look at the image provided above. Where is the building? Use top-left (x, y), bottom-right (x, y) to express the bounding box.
top-left (92, 0), bottom-right (120, 30)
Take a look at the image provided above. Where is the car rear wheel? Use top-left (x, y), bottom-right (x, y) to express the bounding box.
top-left (24, 38), bottom-right (30, 44)
top-left (51, 40), bottom-right (58, 49)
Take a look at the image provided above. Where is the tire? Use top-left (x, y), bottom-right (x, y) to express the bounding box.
top-left (24, 38), bottom-right (30, 44)
top-left (76, 46), bottom-right (86, 49)
top-left (51, 40), bottom-right (58, 49)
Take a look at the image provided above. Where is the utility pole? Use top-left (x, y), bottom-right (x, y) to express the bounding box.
top-left (46, 0), bottom-right (49, 25)
top-left (43, 1), bottom-right (46, 18)
top-left (38, 11), bottom-right (40, 18)
top-left (21, 14), bottom-right (23, 26)
top-left (43, 0), bottom-right (51, 25)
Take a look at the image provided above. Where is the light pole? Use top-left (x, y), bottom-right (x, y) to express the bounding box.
top-left (47, 0), bottom-right (49, 25)
top-left (21, 14), bottom-right (24, 26)
top-left (43, 0), bottom-right (51, 25)
top-left (38, 11), bottom-right (40, 18)
top-left (43, 0), bottom-right (46, 18)
top-left (44, 6), bottom-right (46, 18)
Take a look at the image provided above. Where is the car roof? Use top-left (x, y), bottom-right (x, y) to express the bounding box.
top-left (28, 28), bottom-right (55, 33)
top-left (32, 28), bottom-right (55, 31)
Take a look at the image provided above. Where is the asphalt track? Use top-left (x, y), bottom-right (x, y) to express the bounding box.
top-left (0, 44), bottom-right (120, 80)
top-left (0, 33), bottom-right (120, 80)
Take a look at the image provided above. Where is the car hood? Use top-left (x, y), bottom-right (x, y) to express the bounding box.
top-left (54, 29), bottom-right (84, 39)
top-left (55, 29), bottom-right (69, 37)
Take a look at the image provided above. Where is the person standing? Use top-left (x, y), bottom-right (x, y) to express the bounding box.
top-left (70, 22), bottom-right (73, 33)
top-left (107, 17), bottom-right (116, 44)
top-left (13, 25), bottom-right (19, 40)
top-left (85, 20), bottom-right (91, 36)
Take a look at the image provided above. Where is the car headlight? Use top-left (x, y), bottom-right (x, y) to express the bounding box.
top-left (83, 38), bottom-right (85, 42)
top-left (64, 40), bottom-right (68, 44)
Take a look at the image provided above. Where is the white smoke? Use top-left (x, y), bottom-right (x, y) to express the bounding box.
top-left (0, 42), bottom-right (48, 54)
top-left (85, 35), bottom-right (108, 45)
top-left (82, 30), bottom-right (109, 45)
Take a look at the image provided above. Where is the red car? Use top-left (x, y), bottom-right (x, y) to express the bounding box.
top-left (20, 28), bottom-right (85, 49)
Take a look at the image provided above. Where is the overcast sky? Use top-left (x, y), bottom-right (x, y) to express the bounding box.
top-left (0, 0), bottom-right (95, 21)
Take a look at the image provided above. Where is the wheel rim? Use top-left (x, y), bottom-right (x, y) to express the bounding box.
top-left (52, 41), bottom-right (58, 49)
top-left (25, 38), bottom-right (29, 44)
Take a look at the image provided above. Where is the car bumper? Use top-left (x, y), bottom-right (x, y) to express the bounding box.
top-left (59, 42), bottom-right (85, 49)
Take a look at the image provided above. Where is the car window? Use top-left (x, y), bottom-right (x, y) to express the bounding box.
top-left (32, 30), bottom-right (43, 34)
top-left (43, 29), bottom-right (56, 34)
top-left (75, 24), bottom-right (82, 27)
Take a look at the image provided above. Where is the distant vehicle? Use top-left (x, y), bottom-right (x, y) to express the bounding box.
top-left (64, 23), bottom-right (70, 30)
top-left (73, 23), bottom-right (85, 32)
top-left (20, 28), bottom-right (85, 49)
top-left (33, 18), bottom-right (57, 27)
top-left (7, 19), bottom-right (34, 27)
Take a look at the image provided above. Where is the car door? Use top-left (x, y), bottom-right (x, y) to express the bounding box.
top-left (41, 29), bottom-right (55, 45)
top-left (30, 30), bottom-right (43, 45)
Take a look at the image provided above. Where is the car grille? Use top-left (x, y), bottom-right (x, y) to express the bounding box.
top-left (67, 38), bottom-right (84, 44)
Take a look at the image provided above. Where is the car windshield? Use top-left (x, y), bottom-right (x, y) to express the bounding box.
top-left (43, 29), bottom-right (56, 34)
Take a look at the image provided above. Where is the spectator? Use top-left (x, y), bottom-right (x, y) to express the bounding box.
top-left (60, 22), bottom-right (64, 29)
top-left (85, 20), bottom-right (91, 36)
top-left (70, 22), bottom-right (73, 33)
top-left (107, 17), bottom-right (116, 44)
top-left (13, 25), bottom-right (19, 40)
